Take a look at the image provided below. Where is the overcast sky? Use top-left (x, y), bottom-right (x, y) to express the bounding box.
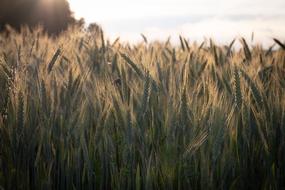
top-left (69, 0), bottom-right (285, 46)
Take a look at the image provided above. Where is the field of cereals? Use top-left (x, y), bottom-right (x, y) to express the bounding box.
top-left (0, 26), bottom-right (285, 190)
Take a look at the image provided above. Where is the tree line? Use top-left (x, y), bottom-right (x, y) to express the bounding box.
top-left (0, 0), bottom-right (78, 34)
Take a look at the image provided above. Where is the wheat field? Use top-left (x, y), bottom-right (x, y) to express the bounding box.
top-left (0, 26), bottom-right (285, 190)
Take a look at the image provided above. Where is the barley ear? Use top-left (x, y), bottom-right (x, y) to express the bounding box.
top-left (233, 66), bottom-right (242, 110)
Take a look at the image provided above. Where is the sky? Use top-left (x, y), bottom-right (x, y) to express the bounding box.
top-left (68, 0), bottom-right (285, 46)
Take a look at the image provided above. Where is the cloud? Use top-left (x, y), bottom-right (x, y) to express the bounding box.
top-left (69, 0), bottom-right (285, 46)
top-left (69, 0), bottom-right (285, 21)
top-left (103, 15), bottom-right (285, 47)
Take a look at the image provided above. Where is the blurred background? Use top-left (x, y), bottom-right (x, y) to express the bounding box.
top-left (1, 0), bottom-right (284, 46)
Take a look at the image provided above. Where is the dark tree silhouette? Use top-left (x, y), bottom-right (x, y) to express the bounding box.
top-left (0, 0), bottom-right (76, 34)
